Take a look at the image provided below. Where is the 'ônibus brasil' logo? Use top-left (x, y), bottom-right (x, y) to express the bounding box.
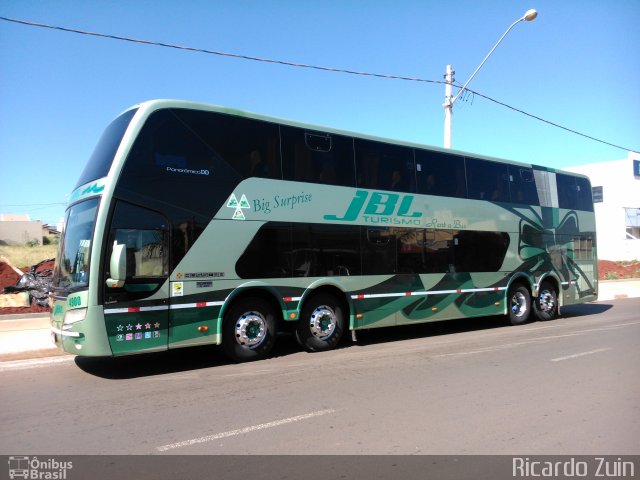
top-left (324, 190), bottom-right (422, 222)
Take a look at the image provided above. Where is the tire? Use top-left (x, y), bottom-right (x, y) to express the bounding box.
top-left (533, 280), bottom-right (558, 321)
top-left (507, 284), bottom-right (531, 325)
top-left (296, 293), bottom-right (347, 352)
top-left (221, 297), bottom-right (277, 362)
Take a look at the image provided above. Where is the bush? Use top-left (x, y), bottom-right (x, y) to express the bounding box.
top-left (25, 239), bottom-right (41, 247)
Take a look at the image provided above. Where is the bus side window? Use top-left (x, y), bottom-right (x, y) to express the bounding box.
top-left (281, 127), bottom-right (356, 187)
top-left (466, 158), bottom-right (510, 202)
top-left (509, 167), bottom-right (539, 205)
top-left (362, 227), bottom-right (397, 275)
top-left (453, 231), bottom-right (510, 272)
top-left (104, 201), bottom-right (169, 302)
top-left (557, 173), bottom-right (593, 211)
top-left (415, 150), bottom-right (467, 199)
top-left (355, 140), bottom-right (416, 193)
top-left (290, 224), bottom-right (361, 277)
top-left (235, 223), bottom-right (292, 279)
top-left (169, 109), bottom-right (283, 181)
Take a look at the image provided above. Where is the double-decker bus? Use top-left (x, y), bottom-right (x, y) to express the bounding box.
top-left (50, 100), bottom-right (597, 362)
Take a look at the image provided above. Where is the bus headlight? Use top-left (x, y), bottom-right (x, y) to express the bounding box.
top-left (63, 308), bottom-right (87, 329)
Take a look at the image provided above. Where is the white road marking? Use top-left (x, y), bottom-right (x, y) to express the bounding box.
top-left (222, 368), bottom-right (275, 378)
top-left (609, 321), bottom-right (640, 328)
top-left (433, 332), bottom-right (587, 358)
top-left (432, 321), bottom-right (637, 359)
top-left (522, 324), bottom-right (559, 331)
top-left (434, 347), bottom-right (505, 358)
top-left (156, 408), bottom-right (336, 452)
top-left (551, 348), bottom-right (612, 362)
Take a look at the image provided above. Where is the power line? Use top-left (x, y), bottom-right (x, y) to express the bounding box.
top-left (0, 203), bottom-right (67, 207)
top-left (464, 90), bottom-right (637, 153)
top-left (0, 16), bottom-right (442, 85)
top-left (1, 15), bottom-right (637, 154)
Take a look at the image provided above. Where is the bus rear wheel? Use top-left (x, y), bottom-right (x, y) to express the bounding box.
top-left (507, 284), bottom-right (531, 325)
top-left (296, 293), bottom-right (346, 352)
top-left (222, 297), bottom-right (277, 362)
top-left (533, 281), bottom-right (558, 321)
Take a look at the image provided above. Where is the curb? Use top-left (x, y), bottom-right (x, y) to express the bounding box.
top-left (0, 348), bottom-right (70, 363)
top-left (0, 312), bottom-right (50, 321)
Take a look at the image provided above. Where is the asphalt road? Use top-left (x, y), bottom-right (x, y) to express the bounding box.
top-left (1, 299), bottom-right (639, 456)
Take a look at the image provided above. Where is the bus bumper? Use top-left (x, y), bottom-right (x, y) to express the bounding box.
top-left (50, 303), bottom-right (113, 356)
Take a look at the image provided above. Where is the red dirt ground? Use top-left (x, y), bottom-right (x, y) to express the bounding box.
top-left (0, 259), bottom-right (54, 315)
top-left (598, 260), bottom-right (640, 280)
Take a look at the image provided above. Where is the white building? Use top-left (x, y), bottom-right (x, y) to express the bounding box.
top-left (565, 152), bottom-right (640, 261)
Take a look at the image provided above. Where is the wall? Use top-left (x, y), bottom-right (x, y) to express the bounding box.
top-left (0, 220), bottom-right (43, 245)
top-left (565, 152), bottom-right (640, 261)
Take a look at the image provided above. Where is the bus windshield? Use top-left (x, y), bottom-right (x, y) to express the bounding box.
top-left (52, 198), bottom-right (100, 293)
top-left (74, 108), bottom-right (137, 189)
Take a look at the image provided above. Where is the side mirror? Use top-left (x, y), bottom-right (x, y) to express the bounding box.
top-left (106, 242), bottom-right (126, 288)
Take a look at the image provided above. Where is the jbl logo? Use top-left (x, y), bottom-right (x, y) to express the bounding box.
top-left (324, 190), bottom-right (422, 222)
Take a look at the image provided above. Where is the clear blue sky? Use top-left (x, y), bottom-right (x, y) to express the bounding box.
top-left (1, 0), bottom-right (638, 226)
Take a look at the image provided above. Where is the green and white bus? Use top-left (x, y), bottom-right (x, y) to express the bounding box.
top-left (50, 100), bottom-right (597, 362)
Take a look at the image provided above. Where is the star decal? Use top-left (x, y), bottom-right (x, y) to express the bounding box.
top-left (116, 325), bottom-right (124, 332)
top-left (126, 324), bottom-right (133, 331)
top-left (145, 323), bottom-right (151, 330)
top-left (135, 323), bottom-right (142, 330)
top-left (154, 322), bottom-right (161, 329)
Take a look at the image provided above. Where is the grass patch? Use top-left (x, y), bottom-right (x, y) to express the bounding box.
top-left (615, 260), bottom-right (640, 267)
top-left (0, 245), bottom-right (57, 269)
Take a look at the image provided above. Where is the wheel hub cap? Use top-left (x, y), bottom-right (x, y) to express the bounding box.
top-left (234, 311), bottom-right (267, 348)
top-left (309, 306), bottom-right (336, 340)
top-left (511, 292), bottom-right (528, 317)
top-left (539, 290), bottom-right (555, 312)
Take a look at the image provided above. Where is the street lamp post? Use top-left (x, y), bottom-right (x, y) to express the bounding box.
top-left (443, 8), bottom-right (538, 149)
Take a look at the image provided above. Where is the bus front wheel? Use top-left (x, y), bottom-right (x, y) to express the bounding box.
top-left (296, 293), bottom-right (346, 352)
top-left (222, 297), bottom-right (277, 362)
top-left (507, 284), bottom-right (531, 325)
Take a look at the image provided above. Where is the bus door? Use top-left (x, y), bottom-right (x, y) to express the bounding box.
top-left (103, 201), bottom-right (170, 355)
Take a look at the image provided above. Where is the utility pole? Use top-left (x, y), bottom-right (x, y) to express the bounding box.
top-left (443, 65), bottom-right (454, 149)
top-left (443, 9), bottom-right (538, 149)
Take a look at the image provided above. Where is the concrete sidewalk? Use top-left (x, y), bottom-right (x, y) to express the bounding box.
top-left (1, 279), bottom-right (639, 362)
top-left (0, 315), bottom-right (67, 361)
top-left (598, 278), bottom-right (640, 301)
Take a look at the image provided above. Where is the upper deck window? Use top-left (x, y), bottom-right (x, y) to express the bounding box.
top-left (355, 139), bottom-right (415, 193)
top-left (557, 173), bottom-right (594, 212)
top-left (415, 150), bottom-right (467, 199)
top-left (508, 166), bottom-right (539, 206)
top-left (117, 109), bottom-right (281, 218)
top-left (281, 127), bottom-right (355, 187)
top-left (466, 158), bottom-right (510, 202)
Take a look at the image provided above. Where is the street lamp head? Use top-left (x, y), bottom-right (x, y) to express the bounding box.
top-left (523, 9), bottom-right (538, 22)
top-left (443, 7), bottom-right (538, 148)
